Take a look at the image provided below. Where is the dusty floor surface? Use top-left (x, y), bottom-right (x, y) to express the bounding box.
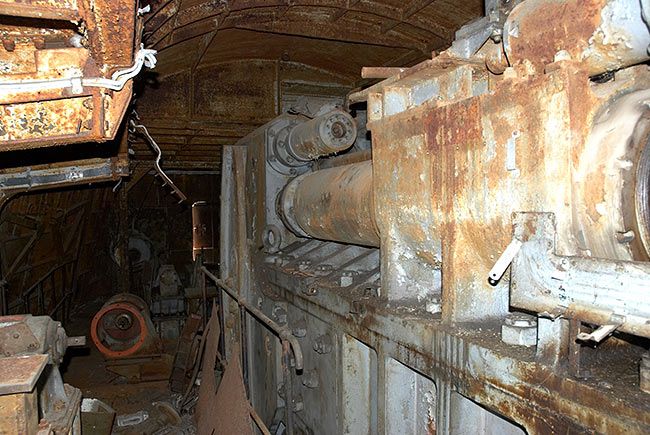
top-left (60, 295), bottom-right (196, 434)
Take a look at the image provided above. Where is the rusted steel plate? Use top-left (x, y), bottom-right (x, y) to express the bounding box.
top-left (196, 300), bottom-right (221, 434)
top-left (212, 349), bottom-right (253, 435)
top-left (0, 354), bottom-right (48, 395)
top-left (0, 97), bottom-right (93, 142)
top-left (0, 0), bottom-right (138, 152)
top-left (0, 0), bottom-right (79, 20)
top-left (195, 301), bottom-right (252, 435)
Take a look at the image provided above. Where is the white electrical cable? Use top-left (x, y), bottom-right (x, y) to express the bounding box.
top-left (0, 44), bottom-right (157, 95)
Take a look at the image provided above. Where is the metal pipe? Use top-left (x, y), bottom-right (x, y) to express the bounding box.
top-left (279, 161), bottom-right (379, 247)
top-left (503, 0), bottom-right (650, 76)
top-left (282, 341), bottom-right (294, 435)
top-left (280, 109), bottom-right (357, 166)
top-left (200, 266), bottom-right (304, 370)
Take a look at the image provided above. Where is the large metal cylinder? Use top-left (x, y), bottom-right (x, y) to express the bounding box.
top-left (274, 109), bottom-right (357, 167)
top-left (574, 87), bottom-right (650, 261)
top-left (503, 0), bottom-right (650, 76)
top-left (279, 161), bottom-right (379, 247)
top-left (90, 293), bottom-right (161, 358)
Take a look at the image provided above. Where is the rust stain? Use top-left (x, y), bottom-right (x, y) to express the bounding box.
top-left (507, 0), bottom-right (604, 74)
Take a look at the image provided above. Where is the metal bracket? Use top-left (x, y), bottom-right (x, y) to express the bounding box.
top-left (505, 130), bottom-right (520, 177)
top-left (576, 313), bottom-right (625, 342)
top-left (488, 238), bottom-right (523, 284)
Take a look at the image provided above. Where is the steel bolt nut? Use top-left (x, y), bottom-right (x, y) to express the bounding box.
top-left (298, 260), bottom-right (311, 271)
top-left (502, 312), bottom-right (537, 346)
top-left (293, 394), bottom-right (304, 412)
top-left (315, 264), bottom-right (333, 276)
top-left (301, 369), bottom-right (319, 389)
top-left (292, 319), bottom-right (307, 338)
top-left (340, 271), bottom-right (355, 287)
top-left (272, 306), bottom-right (287, 325)
top-left (641, 352), bottom-right (650, 393)
top-left (313, 334), bottom-right (333, 354)
top-left (426, 297), bottom-right (442, 314)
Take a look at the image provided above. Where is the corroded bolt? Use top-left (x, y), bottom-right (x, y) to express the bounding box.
top-left (272, 306), bottom-right (287, 325)
top-left (340, 271), bottom-right (355, 287)
top-left (505, 312), bottom-right (536, 328)
top-left (331, 122), bottom-right (345, 139)
top-left (426, 297), bottom-right (442, 314)
top-left (617, 230), bottom-right (635, 244)
top-left (502, 312), bottom-right (537, 346)
top-left (297, 260), bottom-right (311, 271)
top-left (293, 394), bottom-right (304, 412)
top-left (302, 369), bottom-right (319, 389)
top-left (313, 334), bottom-right (333, 354)
top-left (314, 264), bottom-right (333, 276)
top-left (2, 39), bottom-right (15, 52)
top-left (292, 319), bottom-right (307, 338)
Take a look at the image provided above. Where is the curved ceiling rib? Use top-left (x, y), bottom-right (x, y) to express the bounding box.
top-left (143, 0), bottom-right (466, 55)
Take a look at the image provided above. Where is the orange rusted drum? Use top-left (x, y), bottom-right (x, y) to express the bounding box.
top-left (91, 293), bottom-right (161, 358)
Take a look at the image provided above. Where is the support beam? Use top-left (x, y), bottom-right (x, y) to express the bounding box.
top-left (382, 0), bottom-right (436, 33)
top-left (330, 0), bottom-right (361, 22)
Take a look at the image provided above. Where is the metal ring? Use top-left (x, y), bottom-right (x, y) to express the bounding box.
top-left (91, 302), bottom-right (148, 358)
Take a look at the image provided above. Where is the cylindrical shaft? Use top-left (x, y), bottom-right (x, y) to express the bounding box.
top-left (279, 161), bottom-right (379, 247)
top-left (503, 0), bottom-right (650, 76)
top-left (286, 109), bottom-right (357, 163)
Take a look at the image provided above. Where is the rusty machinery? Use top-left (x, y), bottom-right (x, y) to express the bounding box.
top-left (0, 0), bottom-right (156, 203)
top-left (0, 314), bottom-right (85, 434)
top-left (90, 293), bottom-right (170, 383)
top-left (215, 0), bottom-right (650, 434)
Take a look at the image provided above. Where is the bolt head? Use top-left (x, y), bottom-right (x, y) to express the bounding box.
top-left (340, 276), bottom-right (354, 287)
top-left (504, 312), bottom-right (536, 328)
top-left (502, 313), bottom-right (537, 346)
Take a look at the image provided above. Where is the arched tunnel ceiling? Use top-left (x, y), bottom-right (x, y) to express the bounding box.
top-left (133, 0), bottom-right (483, 168)
top-left (144, 0), bottom-right (483, 77)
